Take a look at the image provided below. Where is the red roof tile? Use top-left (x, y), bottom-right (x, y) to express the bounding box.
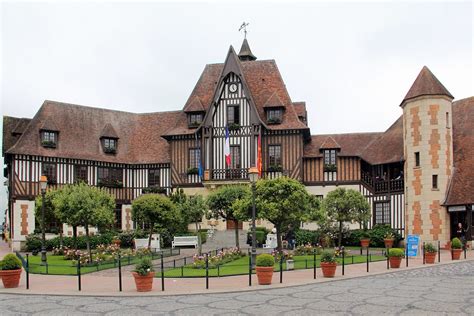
top-left (304, 132), bottom-right (382, 157)
top-left (320, 136), bottom-right (341, 149)
top-left (401, 66), bottom-right (454, 106)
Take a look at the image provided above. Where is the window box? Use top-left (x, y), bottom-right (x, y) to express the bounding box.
top-left (41, 140), bottom-right (57, 148)
top-left (268, 164), bottom-right (283, 172)
top-left (323, 164), bottom-right (337, 172)
top-left (267, 117), bottom-right (282, 125)
top-left (142, 186), bottom-right (166, 194)
top-left (104, 147), bottom-right (116, 154)
top-left (228, 123), bottom-right (240, 131)
top-left (188, 121), bottom-right (201, 128)
top-left (187, 167), bottom-right (199, 175)
top-left (97, 179), bottom-right (123, 188)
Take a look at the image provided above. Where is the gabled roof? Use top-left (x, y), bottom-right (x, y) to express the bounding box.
top-left (40, 117), bottom-right (59, 132)
top-left (401, 66), bottom-right (454, 106)
top-left (12, 118), bottom-right (31, 135)
top-left (100, 123), bottom-right (119, 139)
top-left (2, 116), bottom-right (31, 156)
top-left (184, 96), bottom-right (205, 112)
top-left (6, 100), bottom-right (181, 164)
top-left (362, 116), bottom-right (404, 165)
top-left (238, 38), bottom-right (257, 61)
top-left (304, 132), bottom-right (382, 158)
top-left (320, 136), bottom-right (341, 150)
top-left (263, 92), bottom-right (285, 108)
top-left (444, 97), bottom-right (474, 205)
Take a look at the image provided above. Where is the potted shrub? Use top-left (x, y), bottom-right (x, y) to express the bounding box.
top-left (424, 242), bottom-right (437, 264)
top-left (132, 257), bottom-right (155, 292)
top-left (360, 231), bottom-right (371, 248)
top-left (451, 237), bottom-right (463, 260)
top-left (388, 248), bottom-right (405, 268)
top-left (383, 232), bottom-right (395, 248)
top-left (320, 250), bottom-right (337, 278)
top-left (255, 254), bottom-right (275, 285)
top-left (0, 254), bottom-right (23, 288)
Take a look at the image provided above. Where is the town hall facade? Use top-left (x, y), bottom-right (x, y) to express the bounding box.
top-left (3, 39), bottom-right (473, 250)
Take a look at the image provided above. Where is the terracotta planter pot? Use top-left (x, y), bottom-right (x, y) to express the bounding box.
top-left (132, 272), bottom-right (154, 292)
top-left (389, 256), bottom-right (402, 268)
top-left (321, 262), bottom-right (337, 278)
top-left (256, 266), bottom-right (274, 285)
top-left (384, 239), bottom-right (394, 248)
top-left (360, 238), bottom-right (370, 248)
top-left (0, 269), bottom-right (22, 288)
top-left (451, 249), bottom-right (462, 260)
top-left (425, 252), bottom-right (437, 264)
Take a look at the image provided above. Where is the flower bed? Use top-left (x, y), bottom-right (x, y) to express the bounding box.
top-left (192, 248), bottom-right (244, 269)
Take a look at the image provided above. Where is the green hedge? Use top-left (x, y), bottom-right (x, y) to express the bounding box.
top-left (295, 229), bottom-right (322, 246)
top-left (343, 224), bottom-right (402, 247)
top-left (246, 228), bottom-right (268, 246)
top-left (25, 232), bottom-right (115, 252)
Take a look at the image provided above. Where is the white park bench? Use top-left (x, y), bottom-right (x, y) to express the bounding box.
top-left (134, 234), bottom-right (160, 252)
top-left (172, 236), bottom-right (198, 248)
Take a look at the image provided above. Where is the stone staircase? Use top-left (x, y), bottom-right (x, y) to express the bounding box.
top-left (202, 229), bottom-right (248, 252)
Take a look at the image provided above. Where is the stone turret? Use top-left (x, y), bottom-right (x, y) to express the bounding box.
top-left (401, 66), bottom-right (454, 244)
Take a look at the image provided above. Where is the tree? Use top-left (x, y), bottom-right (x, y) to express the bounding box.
top-left (180, 194), bottom-right (207, 254)
top-left (323, 188), bottom-right (370, 247)
top-left (242, 177), bottom-right (315, 251)
top-left (52, 183), bottom-right (115, 260)
top-left (206, 185), bottom-right (251, 248)
top-left (35, 190), bottom-right (64, 247)
top-left (132, 194), bottom-right (178, 248)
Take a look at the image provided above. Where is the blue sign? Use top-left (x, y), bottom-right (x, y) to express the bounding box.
top-left (406, 235), bottom-right (420, 257)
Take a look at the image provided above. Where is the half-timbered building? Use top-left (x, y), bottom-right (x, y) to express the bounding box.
top-left (3, 39), bottom-right (474, 250)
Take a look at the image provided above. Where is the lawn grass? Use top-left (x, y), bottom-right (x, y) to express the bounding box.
top-left (26, 253), bottom-right (142, 275)
top-left (162, 253), bottom-right (386, 278)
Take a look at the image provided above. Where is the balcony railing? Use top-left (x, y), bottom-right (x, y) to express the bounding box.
top-left (361, 171), bottom-right (404, 194)
top-left (211, 168), bottom-right (249, 181)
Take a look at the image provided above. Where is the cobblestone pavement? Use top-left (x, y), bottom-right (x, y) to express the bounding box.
top-left (1, 261), bottom-right (473, 315)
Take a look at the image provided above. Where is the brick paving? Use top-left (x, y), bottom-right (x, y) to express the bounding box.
top-left (0, 259), bottom-right (473, 315)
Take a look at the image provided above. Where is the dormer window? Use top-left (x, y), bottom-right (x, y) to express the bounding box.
top-left (323, 149), bottom-right (337, 172)
top-left (188, 113), bottom-right (203, 128)
top-left (267, 109), bottom-right (282, 124)
top-left (102, 138), bottom-right (117, 154)
top-left (41, 131), bottom-right (57, 148)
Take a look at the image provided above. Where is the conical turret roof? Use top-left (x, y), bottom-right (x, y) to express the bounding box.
top-left (238, 38), bottom-right (257, 61)
top-left (401, 66), bottom-right (453, 106)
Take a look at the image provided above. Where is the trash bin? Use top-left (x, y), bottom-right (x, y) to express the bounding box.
top-left (286, 259), bottom-right (294, 271)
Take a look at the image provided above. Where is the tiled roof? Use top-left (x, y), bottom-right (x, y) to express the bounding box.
top-left (263, 92), bottom-right (285, 108)
top-left (401, 66), bottom-right (454, 106)
top-left (167, 59), bottom-right (308, 136)
top-left (100, 123), bottom-right (119, 139)
top-left (444, 97), bottom-right (474, 205)
top-left (304, 132), bottom-right (382, 157)
top-left (2, 116), bottom-right (30, 156)
top-left (238, 38), bottom-right (257, 61)
top-left (5, 101), bottom-right (181, 164)
top-left (183, 96), bottom-right (205, 112)
top-left (320, 136), bottom-right (341, 150)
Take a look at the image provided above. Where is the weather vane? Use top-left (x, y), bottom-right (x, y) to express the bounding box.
top-left (239, 22), bottom-right (249, 39)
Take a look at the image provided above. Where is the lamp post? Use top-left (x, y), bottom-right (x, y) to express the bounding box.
top-left (40, 175), bottom-right (48, 265)
top-left (248, 167), bottom-right (259, 269)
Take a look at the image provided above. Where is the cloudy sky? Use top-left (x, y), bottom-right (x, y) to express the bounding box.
top-left (0, 1), bottom-right (473, 213)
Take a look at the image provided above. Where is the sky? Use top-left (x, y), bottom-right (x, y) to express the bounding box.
top-left (0, 1), bottom-right (473, 215)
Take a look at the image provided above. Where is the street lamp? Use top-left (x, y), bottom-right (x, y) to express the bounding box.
top-left (248, 166), bottom-right (259, 269)
top-left (39, 175), bottom-right (48, 265)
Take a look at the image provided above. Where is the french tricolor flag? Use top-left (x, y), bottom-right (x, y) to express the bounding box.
top-left (224, 126), bottom-right (231, 166)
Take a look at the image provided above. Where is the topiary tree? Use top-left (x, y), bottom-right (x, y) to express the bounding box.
top-left (132, 194), bottom-right (178, 248)
top-left (323, 188), bottom-right (370, 248)
top-left (206, 185), bottom-right (251, 249)
top-left (52, 182), bottom-right (115, 261)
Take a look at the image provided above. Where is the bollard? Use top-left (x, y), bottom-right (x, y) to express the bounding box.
top-left (181, 266), bottom-right (184, 277)
top-left (451, 248), bottom-right (453, 260)
top-left (160, 253), bottom-right (165, 291)
top-left (386, 247), bottom-right (389, 270)
top-left (248, 252), bottom-right (252, 286)
top-left (77, 258), bottom-right (82, 291)
top-left (366, 247), bottom-right (369, 273)
top-left (217, 264), bottom-right (220, 277)
top-left (46, 261), bottom-right (49, 275)
top-left (26, 254), bottom-right (29, 290)
top-left (342, 247), bottom-right (345, 276)
top-left (118, 254), bottom-right (122, 292)
top-left (423, 242), bottom-right (425, 265)
top-left (313, 250), bottom-right (316, 279)
top-left (352, 255), bottom-right (354, 264)
top-left (305, 259), bottom-right (308, 269)
top-left (279, 254), bottom-right (283, 284)
top-left (173, 259), bottom-right (176, 269)
top-left (438, 241), bottom-right (441, 263)
top-left (464, 245), bottom-right (467, 259)
top-left (406, 247), bottom-right (409, 267)
top-left (205, 254), bottom-right (209, 290)
top-left (184, 257), bottom-right (187, 265)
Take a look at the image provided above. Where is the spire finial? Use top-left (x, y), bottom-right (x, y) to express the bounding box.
top-left (239, 22), bottom-right (249, 39)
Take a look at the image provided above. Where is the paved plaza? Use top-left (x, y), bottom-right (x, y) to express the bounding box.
top-left (0, 260), bottom-right (472, 315)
